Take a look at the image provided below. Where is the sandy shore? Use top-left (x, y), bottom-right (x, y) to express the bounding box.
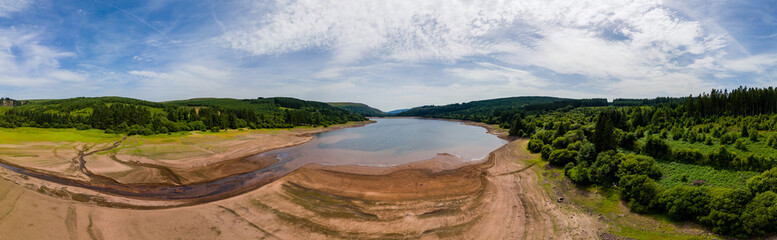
top-left (0, 133), bottom-right (608, 239)
top-left (0, 118), bottom-right (615, 239)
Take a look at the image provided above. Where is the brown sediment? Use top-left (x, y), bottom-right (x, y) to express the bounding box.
top-left (0, 118), bottom-right (506, 209)
top-left (0, 121), bottom-right (375, 208)
top-left (0, 136), bottom-right (610, 239)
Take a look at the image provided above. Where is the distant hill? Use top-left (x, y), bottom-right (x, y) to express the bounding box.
top-left (0, 96), bottom-right (366, 134)
top-left (386, 109), bottom-right (409, 115)
top-left (328, 102), bottom-right (386, 116)
top-left (397, 96), bottom-right (607, 124)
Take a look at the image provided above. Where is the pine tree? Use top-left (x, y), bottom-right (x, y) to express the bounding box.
top-left (508, 114), bottom-right (525, 136)
top-left (593, 111), bottom-right (617, 153)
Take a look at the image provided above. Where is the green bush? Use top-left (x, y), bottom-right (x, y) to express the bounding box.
top-left (747, 167), bottom-right (777, 194)
top-left (527, 139), bottom-right (544, 153)
top-left (642, 135), bottom-right (672, 160)
top-left (540, 144), bottom-right (553, 161)
top-left (548, 149), bottom-right (578, 166)
top-left (673, 148), bottom-right (706, 165)
top-left (619, 174), bottom-right (659, 213)
top-left (734, 138), bottom-right (748, 151)
top-left (616, 154), bottom-right (661, 180)
top-left (590, 150), bottom-right (624, 185)
top-left (700, 188), bottom-right (753, 237)
top-left (709, 146), bottom-right (736, 168)
top-left (655, 185), bottom-right (711, 220)
top-left (740, 191), bottom-right (777, 236)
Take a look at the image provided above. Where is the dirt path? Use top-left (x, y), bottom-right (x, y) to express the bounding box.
top-left (464, 139), bottom-right (602, 239)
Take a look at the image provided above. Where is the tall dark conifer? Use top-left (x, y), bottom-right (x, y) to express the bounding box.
top-left (508, 114), bottom-right (525, 136)
top-left (593, 111), bottom-right (616, 153)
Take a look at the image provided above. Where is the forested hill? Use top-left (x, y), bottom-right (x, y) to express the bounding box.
top-left (328, 102), bottom-right (387, 116)
top-left (397, 96), bottom-right (607, 124)
top-left (0, 96), bottom-right (366, 135)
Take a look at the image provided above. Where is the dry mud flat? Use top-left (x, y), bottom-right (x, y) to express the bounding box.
top-left (0, 138), bottom-right (604, 239)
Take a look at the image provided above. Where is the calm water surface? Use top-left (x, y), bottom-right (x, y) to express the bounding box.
top-left (259, 118), bottom-right (507, 169)
top-left (0, 118), bottom-right (507, 201)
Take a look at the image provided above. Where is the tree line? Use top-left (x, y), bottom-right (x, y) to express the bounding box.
top-left (400, 87), bottom-right (777, 238)
top-left (0, 97), bottom-right (367, 135)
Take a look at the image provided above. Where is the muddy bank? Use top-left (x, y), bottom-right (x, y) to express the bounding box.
top-left (0, 121), bottom-right (374, 208)
top-left (0, 139), bottom-right (606, 239)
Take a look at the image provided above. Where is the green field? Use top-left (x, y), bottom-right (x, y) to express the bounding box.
top-left (0, 127), bottom-right (121, 143)
top-left (663, 133), bottom-right (777, 157)
top-left (655, 161), bottom-right (759, 190)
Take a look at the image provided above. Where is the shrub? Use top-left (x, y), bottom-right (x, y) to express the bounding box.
top-left (734, 138), bottom-right (748, 151)
top-left (642, 136), bottom-right (671, 160)
top-left (576, 142), bottom-right (597, 164)
top-left (567, 163), bottom-right (591, 184)
top-left (740, 191), bottom-right (777, 236)
top-left (767, 135), bottom-right (777, 149)
top-left (749, 129), bottom-right (759, 142)
top-left (620, 133), bottom-right (637, 150)
top-left (540, 145), bottom-right (553, 161)
top-left (700, 188), bottom-right (753, 237)
top-left (616, 154), bottom-right (661, 180)
top-left (590, 150), bottom-right (624, 185)
top-left (527, 139), bottom-right (544, 153)
top-left (720, 132), bottom-right (738, 145)
top-left (619, 174), bottom-right (659, 213)
top-left (548, 149), bottom-right (578, 166)
top-left (747, 167), bottom-right (777, 194)
top-left (673, 148), bottom-right (706, 165)
top-left (655, 185), bottom-right (711, 220)
top-left (551, 137), bottom-right (568, 149)
top-left (708, 146), bottom-right (736, 168)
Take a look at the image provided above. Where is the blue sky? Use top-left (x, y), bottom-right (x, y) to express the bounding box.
top-left (1, 0), bottom-right (776, 111)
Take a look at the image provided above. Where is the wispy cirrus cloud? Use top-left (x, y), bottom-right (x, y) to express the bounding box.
top-left (2, 0), bottom-right (777, 111)
top-left (0, 27), bottom-right (86, 87)
top-left (0, 0), bottom-right (31, 17)
top-left (222, 0), bottom-right (732, 101)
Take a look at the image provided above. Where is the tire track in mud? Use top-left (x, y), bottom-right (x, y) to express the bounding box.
top-left (217, 205), bottom-right (279, 239)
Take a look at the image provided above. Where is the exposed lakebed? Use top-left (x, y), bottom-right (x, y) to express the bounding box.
top-left (0, 118), bottom-right (506, 206)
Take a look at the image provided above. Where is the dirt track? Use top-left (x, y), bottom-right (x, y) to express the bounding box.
top-left (0, 138), bottom-right (604, 239)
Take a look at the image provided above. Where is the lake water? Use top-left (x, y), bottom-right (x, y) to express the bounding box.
top-left (0, 118), bottom-right (508, 202)
top-left (259, 118), bottom-right (507, 169)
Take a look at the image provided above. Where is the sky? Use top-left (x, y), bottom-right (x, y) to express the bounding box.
top-left (1, 0), bottom-right (776, 111)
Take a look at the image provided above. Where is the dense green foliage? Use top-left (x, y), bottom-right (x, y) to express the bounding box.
top-left (0, 97), bottom-right (366, 135)
top-left (397, 96), bottom-right (571, 123)
top-left (399, 87), bottom-right (777, 238)
top-left (328, 102), bottom-right (387, 116)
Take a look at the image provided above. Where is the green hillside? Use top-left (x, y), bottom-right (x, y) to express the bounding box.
top-left (328, 102), bottom-right (386, 116)
top-left (397, 96), bottom-right (607, 124)
top-left (0, 96), bottom-right (366, 134)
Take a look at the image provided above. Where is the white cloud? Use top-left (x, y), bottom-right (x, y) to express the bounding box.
top-left (0, 0), bottom-right (31, 17)
top-left (128, 70), bottom-right (162, 78)
top-left (445, 62), bottom-right (549, 88)
top-left (722, 54), bottom-right (777, 73)
top-left (0, 27), bottom-right (86, 87)
top-left (223, 0), bottom-right (729, 98)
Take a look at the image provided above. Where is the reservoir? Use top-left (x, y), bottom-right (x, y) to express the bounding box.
top-left (0, 118), bottom-right (507, 202)
top-left (260, 118), bottom-right (507, 169)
